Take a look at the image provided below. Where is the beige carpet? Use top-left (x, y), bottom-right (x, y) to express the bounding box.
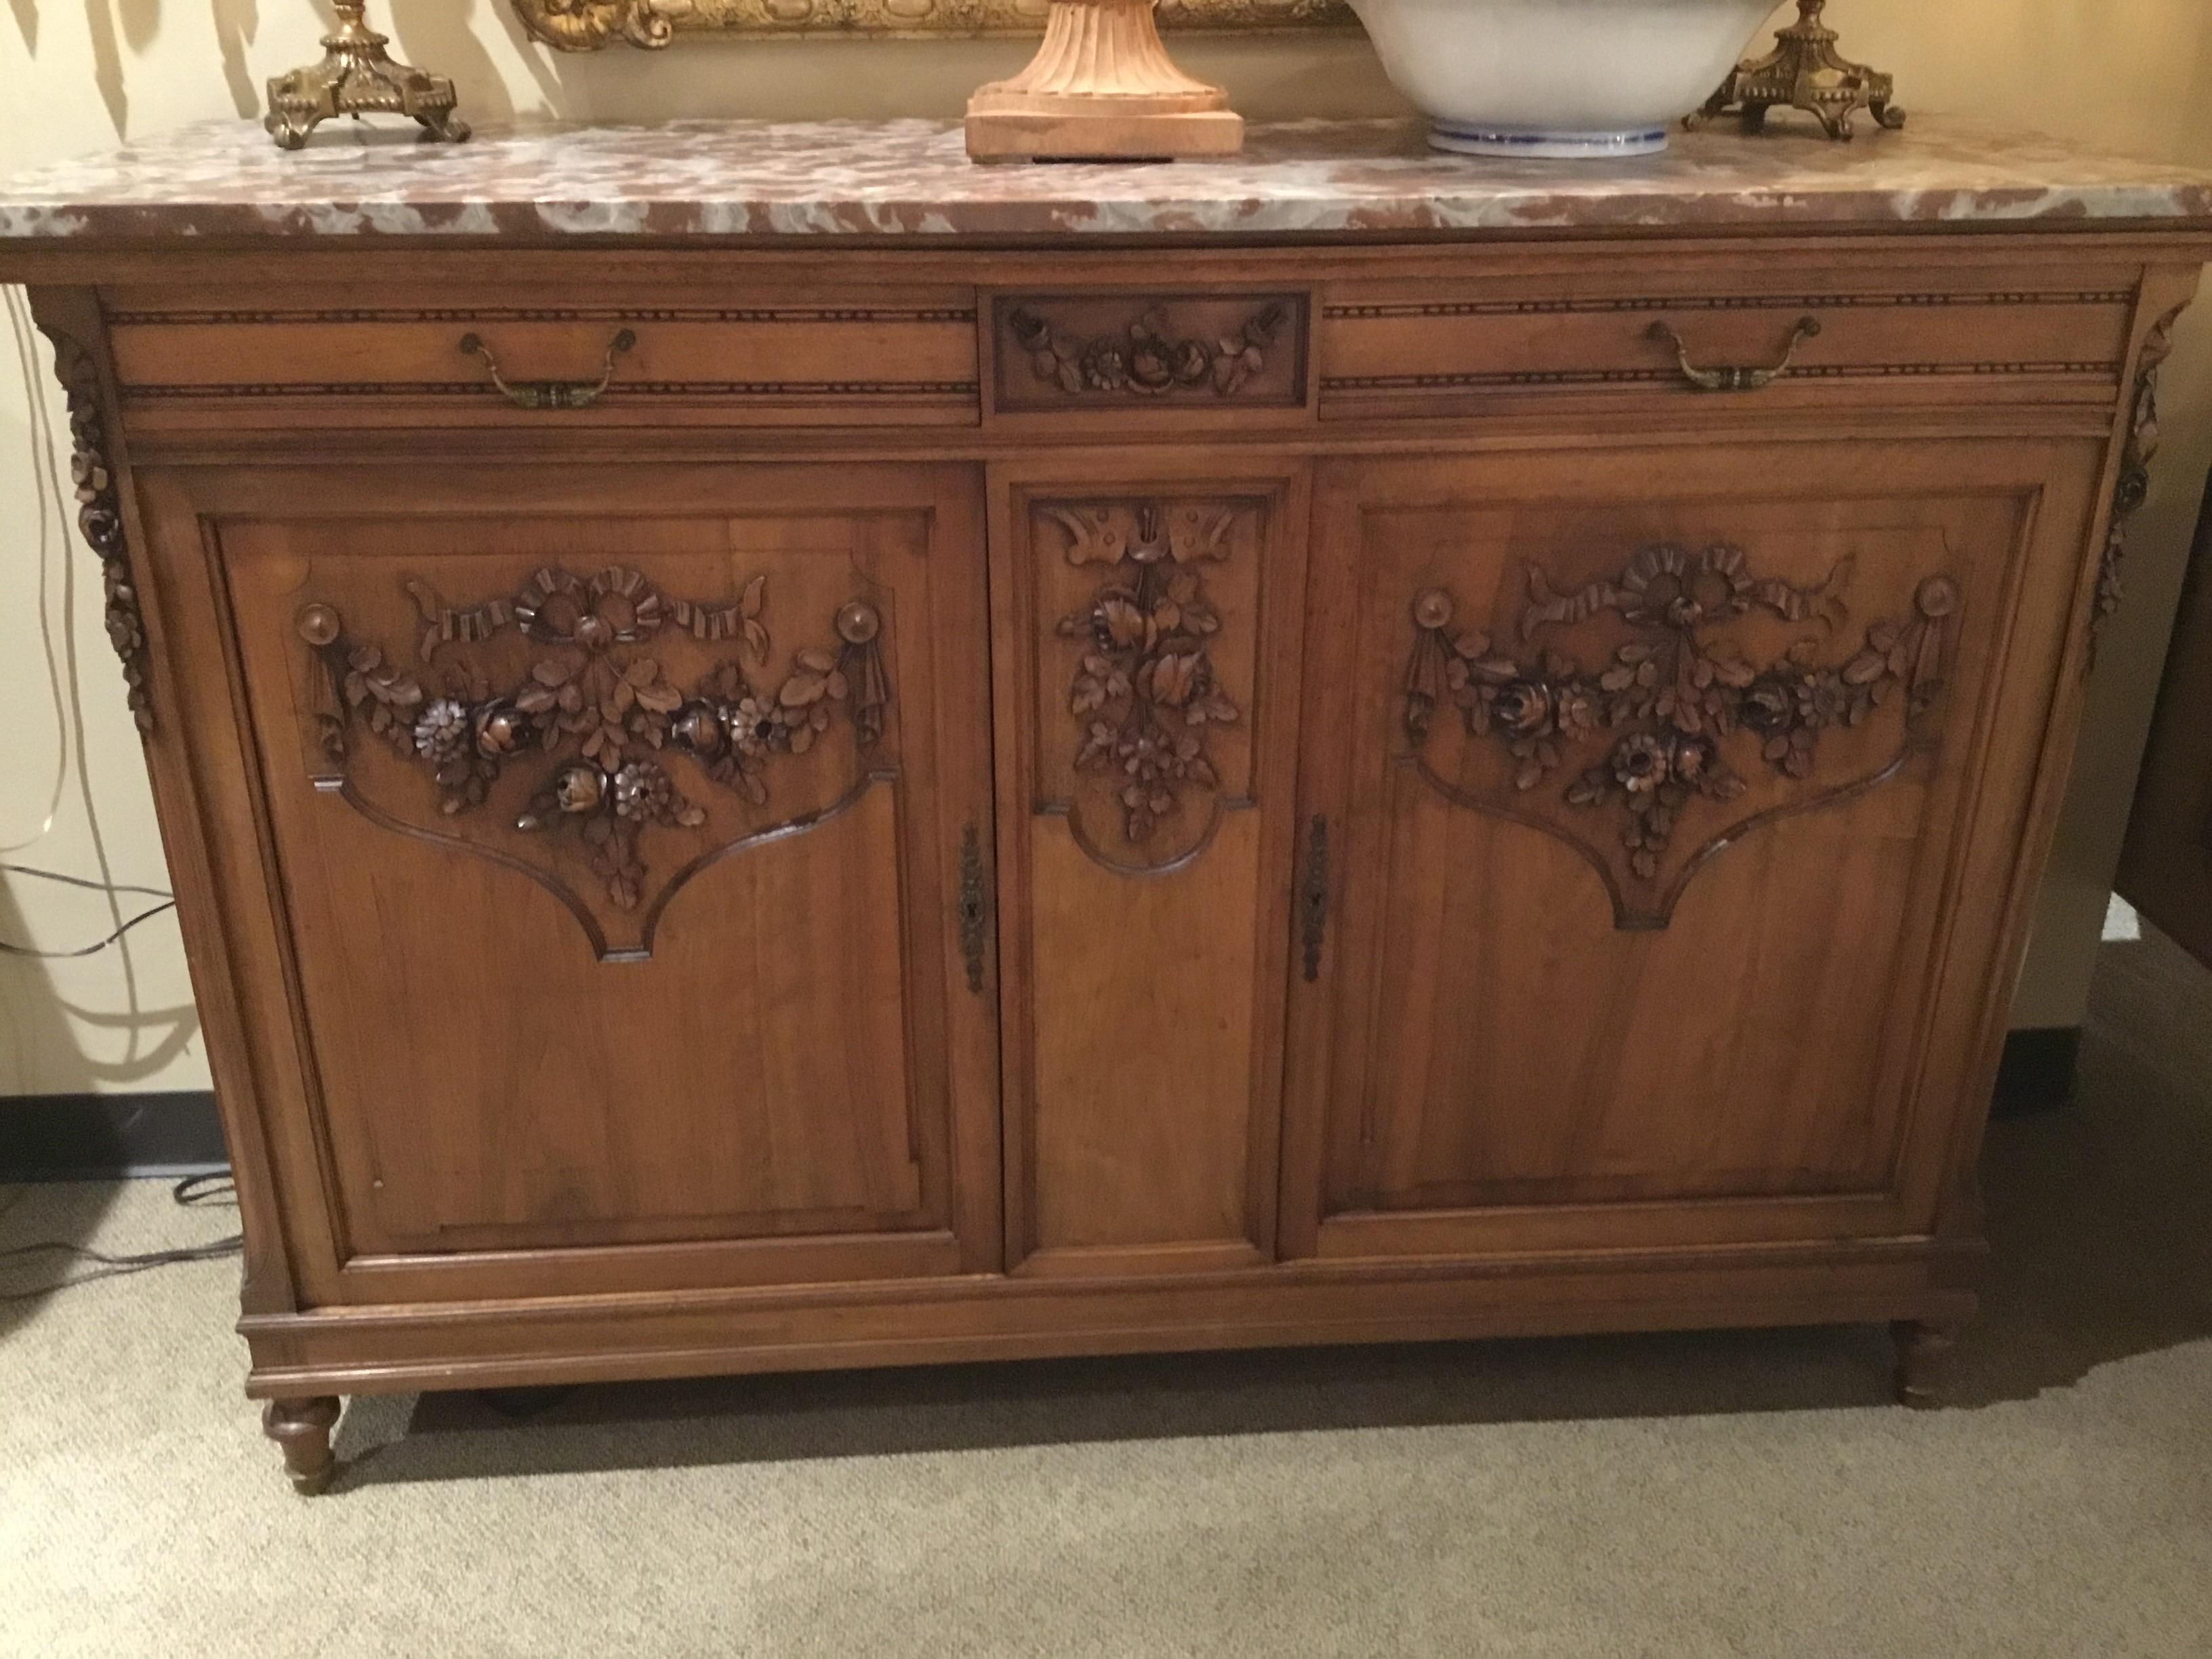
top-left (4, 930), bottom-right (2211, 1659)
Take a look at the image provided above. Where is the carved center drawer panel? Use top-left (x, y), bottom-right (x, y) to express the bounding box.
top-left (1320, 265), bottom-right (2138, 421)
top-left (103, 285), bottom-right (982, 430)
top-left (989, 291), bottom-right (1312, 422)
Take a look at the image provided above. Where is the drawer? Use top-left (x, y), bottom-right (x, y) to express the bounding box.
top-left (102, 285), bottom-right (982, 430)
top-left (988, 291), bottom-right (1312, 423)
top-left (1319, 267), bottom-right (2138, 421)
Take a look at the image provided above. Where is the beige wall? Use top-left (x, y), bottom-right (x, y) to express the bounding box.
top-left (3, 0), bottom-right (2209, 1094)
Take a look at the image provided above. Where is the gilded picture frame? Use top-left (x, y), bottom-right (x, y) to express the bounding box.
top-left (510, 0), bottom-right (1354, 49)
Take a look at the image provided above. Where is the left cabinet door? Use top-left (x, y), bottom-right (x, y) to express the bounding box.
top-left (140, 462), bottom-right (1000, 1302)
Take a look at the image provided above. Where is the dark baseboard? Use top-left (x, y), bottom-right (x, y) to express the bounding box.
top-left (0, 1090), bottom-right (226, 1181)
top-left (0, 1031), bottom-right (2082, 1181)
top-left (1991, 1026), bottom-right (2082, 1121)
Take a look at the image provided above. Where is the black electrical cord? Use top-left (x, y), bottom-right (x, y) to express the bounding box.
top-left (0, 860), bottom-right (177, 958)
top-left (0, 1172), bottom-right (242, 1305)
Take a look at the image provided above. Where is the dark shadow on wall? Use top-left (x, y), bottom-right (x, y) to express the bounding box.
top-left (390, 0), bottom-right (528, 123)
top-left (85, 0), bottom-right (128, 133)
top-left (22, 0), bottom-right (405, 141)
top-left (210, 0), bottom-right (261, 119)
top-left (0, 877), bottom-right (200, 1096)
top-left (0, 319), bottom-right (201, 1094)
top-left (0, 878), bottom-right (89, 1099)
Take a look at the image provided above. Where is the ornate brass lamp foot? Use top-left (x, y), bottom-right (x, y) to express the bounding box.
top-left (265, 1), bottom-right (471, 151)
top-left (1688, 0), bottom-right (1904, 142)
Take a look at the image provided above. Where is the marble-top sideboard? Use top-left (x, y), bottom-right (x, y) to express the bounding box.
top-left (2, 115), bottom-right (2210, 242)
top-left (7, 110), bottom-right (2212, 1494)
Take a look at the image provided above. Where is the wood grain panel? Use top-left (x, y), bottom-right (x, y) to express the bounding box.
top-left (991, 463), bottom-right (1309, 1272)
top-left (1284, 437), bottom-right (2106, 1259)
top-left (1321, 270), bottom-right (2135, 421)
top-left (185, 463), bottom-right (999, 1290)
top-left (106, 284), bottom-right (980, 429)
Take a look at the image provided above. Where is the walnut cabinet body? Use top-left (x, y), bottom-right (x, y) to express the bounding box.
top-left (20, 220), bottom-right (2208, 1486)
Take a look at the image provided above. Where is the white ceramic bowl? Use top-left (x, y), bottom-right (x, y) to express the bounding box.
top-left (1347, 0), bottom-right (1780, 159)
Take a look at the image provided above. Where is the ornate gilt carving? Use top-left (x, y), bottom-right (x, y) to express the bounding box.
top-left (1406, 543), bottom-right (1957, 924)
top-left (41, 329), bottom-right (155, 735)
top-left (298, 565), bottom-right (888, 913)
top-left (1008, 302), bottom-right (1288, 400)
top-left (513, 0), bottom-right (687, 50)
top-left (1051, 501), bottom-right (1242, 847)
top-left (264, 1), bottom-right (469, 150)
top-left (1689, 0), bottom-right (1904, 142)
top-left (2090, 302), bottom-right (2186, 672)
top-left (510, 0), bottom-right (1347, 44)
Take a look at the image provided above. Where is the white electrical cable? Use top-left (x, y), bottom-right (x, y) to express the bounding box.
top-left (2, 284), bottom-right (74, 853)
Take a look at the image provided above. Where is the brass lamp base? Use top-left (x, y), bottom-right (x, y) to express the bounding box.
top-left (1689, 0), bottom-right (1904, 143)
top-left (966, 0), bottom-right (1244, 163)
top-left (265, 1), bottom-right (471, 151)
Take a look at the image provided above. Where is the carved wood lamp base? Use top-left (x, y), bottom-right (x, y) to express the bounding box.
top-left (966, 0), bottom-right (1244, 163)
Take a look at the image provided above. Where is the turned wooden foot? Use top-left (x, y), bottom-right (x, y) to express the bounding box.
top-left (262, 1396), bottom-right (342, 1494)
top-left (1891, 1319), bottom-right (1960, 1408)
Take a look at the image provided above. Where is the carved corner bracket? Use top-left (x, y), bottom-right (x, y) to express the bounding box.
top-left (41, 329), bottom-right (155, 737)
top-left (2089, 302), bottom-right (2187, 674)
top-left (1404, 542), bottom-right (1958, 928)
top-left (1046, 499), bottom-right (1245, 873)
top-left (298, 565), bottom-right (888, 920)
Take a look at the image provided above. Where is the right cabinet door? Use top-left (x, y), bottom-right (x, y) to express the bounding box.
top-left (1284, 437), bottom-right (2106, 1260)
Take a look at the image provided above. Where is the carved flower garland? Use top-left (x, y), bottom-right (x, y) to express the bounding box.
top-left (45, 331), bottom-right (157, 735)
top-left (1010, 303), bottom-right (1288, 399)
top-left (1406, 544), bottom-right (1956, 883)
top-left (300, 565), bottom-right (887, 912)
top-left (1052, 502), bottom-right (1242, 844)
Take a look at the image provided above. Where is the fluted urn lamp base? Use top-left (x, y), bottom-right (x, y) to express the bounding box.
top-left (966, 0), bottom-right (1244, 163)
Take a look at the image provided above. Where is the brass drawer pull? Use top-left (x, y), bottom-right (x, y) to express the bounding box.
top-left (1647, 315), bottom-right (1822, 392)
top-left (457, 327), bottom-right (637, 409)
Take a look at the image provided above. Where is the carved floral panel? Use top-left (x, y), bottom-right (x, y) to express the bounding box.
top-left (1038, 497), bottom-right (1256, 874)
top-left (994, 296), bottom-right (1309, 413)
top-left (298, 562), bottom-right (889, 951)
top-left (1403, 540), bottom-right (1959, 928)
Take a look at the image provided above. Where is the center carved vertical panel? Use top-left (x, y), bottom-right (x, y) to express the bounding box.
top-left (1008, 481), bottom-right (1294, 1271)
top-left (1037, 497), bottom-right (1257, 874)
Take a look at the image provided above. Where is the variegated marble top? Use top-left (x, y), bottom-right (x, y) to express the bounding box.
top-left (3, 115), bottom-right (2210, 243)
